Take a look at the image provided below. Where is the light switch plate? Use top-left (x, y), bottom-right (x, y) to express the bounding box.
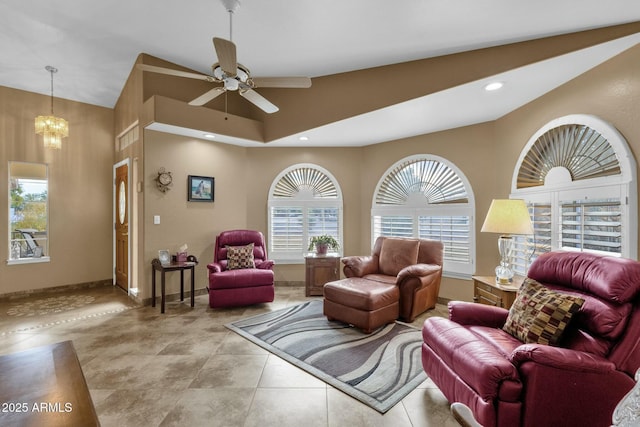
top-left (153, 215), bottom-right (160, 225)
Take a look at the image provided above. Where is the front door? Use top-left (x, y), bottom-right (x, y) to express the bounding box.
top-left (115, 163), bottom-right (129, 291)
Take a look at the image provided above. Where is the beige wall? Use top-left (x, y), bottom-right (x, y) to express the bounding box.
top-left (1, 42), bottom-right (638, 305)
top-left (141, 130), bottom-right (249, 298)
top-left (0, 85), bottom-right (114, 295)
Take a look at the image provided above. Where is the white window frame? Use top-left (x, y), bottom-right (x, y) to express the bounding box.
top-left (8, 162), bottom-right (50, 265)
top-left (510, 114), bottom-right (637, 275)
top-left (268, 164), bottom-right (343, 264)
top-left (371, 154), bottom-right (476, 278)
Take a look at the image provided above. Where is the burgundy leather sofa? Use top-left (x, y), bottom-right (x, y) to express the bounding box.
top-left (324, 236), bottom-right (444, 332)
top-left (422, 251), bottom-right (640, 427)
top-left (206, 230), bottom-right (275, 308)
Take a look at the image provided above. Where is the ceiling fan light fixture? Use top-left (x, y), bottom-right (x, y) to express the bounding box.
top-left (224, 77), bottom-right (239, 91)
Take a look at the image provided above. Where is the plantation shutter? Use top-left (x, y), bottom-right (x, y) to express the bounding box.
top-left (373, 215), bottom-right (414, 238)
top-left (512, 202), bottom-right (552, 276)
top-left (560, 199), bottom-right (622, 254)
top-left (510, 115), bottom-right (636, 272)
top-left (268, 165), bottom-right (343, 261)
top-left (372, 156), bottom-right (475, 277)
top-left (270, 207), bottom-right (304, 252)
top-left (308, 207), bottom-right (340, 239)
top-left (419, 215), bottom-right (471, 263)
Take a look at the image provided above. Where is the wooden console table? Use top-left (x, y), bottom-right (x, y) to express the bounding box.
top-left (0, 340), bottom-right (99, 426)
top-left (305, 253), bottom-right (340, 296)
top-left (151, 256), bottom-right (198, 313)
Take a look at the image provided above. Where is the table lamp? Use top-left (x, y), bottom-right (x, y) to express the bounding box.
top-left (481, 199), bottom-right (534, 284)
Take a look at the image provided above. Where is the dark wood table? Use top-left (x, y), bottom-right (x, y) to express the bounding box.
top-left (151, 256), bottom-right (198, 313)
top-left (0, 340), bottom-right (100, 427)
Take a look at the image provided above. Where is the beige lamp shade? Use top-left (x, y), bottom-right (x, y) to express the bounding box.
top-left (481, 199), bottom-right (534, 235)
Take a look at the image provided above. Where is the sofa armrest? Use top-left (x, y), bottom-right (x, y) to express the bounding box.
top-left (510, 344), bottom-right (617, 374)
top-left (255, 259), bottom-right (275, 270)
top-left (448, 301), bottom-right (509, 328)
top-left (207, 262), bottom-right (223, 273)
top-left (342, 255), bottom-right (378, 277)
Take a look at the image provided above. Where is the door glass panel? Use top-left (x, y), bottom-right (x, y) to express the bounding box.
top-left (118, 180), bottom-right (126, 224)
top-left (9, 162), bottom-right (49, 262)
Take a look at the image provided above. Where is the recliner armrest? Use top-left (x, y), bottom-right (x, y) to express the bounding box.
top-left (510, 344), bottom-right (616, 374)
top-left (342, 255), bottom-right (378, 277)
top-left (255, 259), bottom-right (275, 270)
top-left (207, 262), bottom-right (223, 273)
top-left (449, 300), bottom-right (509, 328)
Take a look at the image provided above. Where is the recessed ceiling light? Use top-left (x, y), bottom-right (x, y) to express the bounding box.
top-left (203, 133), bottom-right (216, 139)
top-left (299, 136), bottom-right (309, 141)
top-left (484, 82), bottom-right (504, 91)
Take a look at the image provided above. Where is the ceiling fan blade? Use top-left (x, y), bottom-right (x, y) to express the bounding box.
top-left (188, 87), bottom-right (226, 106)
top-left (213, 37), bottom-right (237, 77)
top-left (239, 88), bottom-right (279, 114)
top-left (251, 77), bottom-right (312, 88)
top-left (137, 64), bottom-right (215, 82)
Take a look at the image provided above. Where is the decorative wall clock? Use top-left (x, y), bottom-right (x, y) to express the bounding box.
top-left (155, 167), bottom-right (173, 193)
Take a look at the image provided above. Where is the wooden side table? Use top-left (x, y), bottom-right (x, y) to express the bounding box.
top-left (151, 256), bottom-right (198, 313)
top-left (472, 275), bottom-right (523, 309)
top-left (305, 254), bottom-right (340, 296)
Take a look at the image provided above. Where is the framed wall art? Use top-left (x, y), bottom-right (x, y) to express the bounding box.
top-left (188, 175), bottom-right (215, 202)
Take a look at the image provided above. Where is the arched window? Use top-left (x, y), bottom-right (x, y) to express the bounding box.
top-left (268, 164), bottom-right (343, 263)
top-left (372, 155), bottom-right (475, 278)
top-left (511, 114), bottom-right (637, 274)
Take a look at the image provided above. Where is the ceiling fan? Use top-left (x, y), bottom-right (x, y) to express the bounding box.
top-left (138, 0), bottom-right (311, 114)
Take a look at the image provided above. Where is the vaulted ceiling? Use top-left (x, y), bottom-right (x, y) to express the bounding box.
top-left (2, 0), bottom-right (639, 146)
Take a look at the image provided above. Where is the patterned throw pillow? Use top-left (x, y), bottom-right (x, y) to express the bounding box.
top-left (226, 243), bottom-right (255, 270)
top-left (503, 278), bottom-right (584, 346)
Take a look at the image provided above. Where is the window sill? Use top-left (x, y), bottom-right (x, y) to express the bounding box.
top-left (7, 257), bottom-right (50, 265)
top-left (272, 258), bottom-right (305, 265)
top-left (442, 271), bottom-right (472, 281)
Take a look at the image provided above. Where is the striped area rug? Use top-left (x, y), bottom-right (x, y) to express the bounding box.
top-left (226, 300), bottom-right (427, 413)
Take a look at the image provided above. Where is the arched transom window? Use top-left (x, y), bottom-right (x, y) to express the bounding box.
top-left (268, 164), bottom-right (343, 262)
top-left (372, 155), bottom-right (475, 278)
top-left (511, 114), bottom-right (637, 275)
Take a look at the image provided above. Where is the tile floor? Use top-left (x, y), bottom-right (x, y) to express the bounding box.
top-left (0, 284), bottom-right (457, 427)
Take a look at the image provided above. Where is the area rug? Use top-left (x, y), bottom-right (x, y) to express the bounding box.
top-left (226, 300), bottom-right (427, 413)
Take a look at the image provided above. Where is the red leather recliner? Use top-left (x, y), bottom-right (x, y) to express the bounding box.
top-left (207, 230), bottom-right (275, 308)
top-left (422, 251), bottom-right (640, 427)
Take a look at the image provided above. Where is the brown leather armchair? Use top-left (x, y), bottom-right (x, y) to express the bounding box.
top-left (323, 237), bottom-right (443, 332)
top-left (342, 236), bottom-right (444, 322)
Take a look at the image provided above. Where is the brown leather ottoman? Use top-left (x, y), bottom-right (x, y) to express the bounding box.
top-left (323, 277), bottom-right (399, 333)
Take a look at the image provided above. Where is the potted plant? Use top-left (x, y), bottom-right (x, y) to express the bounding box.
top-left (308, 235), bottom-right (340, 255)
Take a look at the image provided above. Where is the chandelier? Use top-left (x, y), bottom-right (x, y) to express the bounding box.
top-left (35, 66), bottom-right (68, 149)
